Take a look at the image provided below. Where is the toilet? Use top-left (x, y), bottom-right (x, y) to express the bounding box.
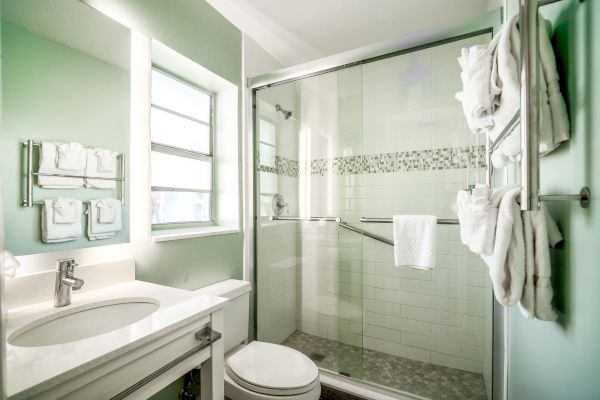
top-left (196, 280), bottom-right (321, 400)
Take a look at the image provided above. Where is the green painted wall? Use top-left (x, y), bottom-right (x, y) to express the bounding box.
top-left (86, 0), bottom-right (245, 291)
top-left (83, 1), bottom-right (244, 398)
top-left (1, 21), bottom-right (130, 255)
top-left (508, 1), bottom-right (600, 399)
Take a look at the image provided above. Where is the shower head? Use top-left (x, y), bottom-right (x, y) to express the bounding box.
top-left (275, 104), bottom-right (292, 120)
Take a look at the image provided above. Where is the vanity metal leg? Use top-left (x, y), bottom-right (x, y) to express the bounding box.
top-left (200, 310), bottom-right (224, 400)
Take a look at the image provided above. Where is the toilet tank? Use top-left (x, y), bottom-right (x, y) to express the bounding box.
top-left (194, 279), bottom-right (251, 353)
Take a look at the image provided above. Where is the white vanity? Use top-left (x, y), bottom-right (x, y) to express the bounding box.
top-left (4, 260), bottom-right (227, 399)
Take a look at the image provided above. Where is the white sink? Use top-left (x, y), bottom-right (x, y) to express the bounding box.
top-left (8, 298), bottom-right (160, 347)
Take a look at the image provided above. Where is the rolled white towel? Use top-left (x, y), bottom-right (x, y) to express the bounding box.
top-left (455, 43), bottom-right (499, 135)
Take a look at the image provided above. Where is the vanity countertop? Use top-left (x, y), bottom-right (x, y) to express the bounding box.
top-left (5, 280), bottom-right (228, 399)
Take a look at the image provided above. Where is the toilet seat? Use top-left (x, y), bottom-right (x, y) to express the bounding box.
top-left (226, 341), bottom-right (319, 396)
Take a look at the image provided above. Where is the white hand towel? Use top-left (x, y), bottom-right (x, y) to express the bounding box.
top-left (96, 148), bottom-right (118, 172)
top-left (97, 198), bottom-right (117, 223)
top-left (38, 142), bottom-right (85, 188)
top-left (481, 186), bottom-right (525, 306)
top-left (455, 190), bottom-right (472, 246)
top-left (455, 185), bottom-right (498, 256)
top-left (57, 142), bottom-right (86, 170)
top-left (2, 250), bottom-right (20, 278)
top-left (393, 215), bottom-right (436, 270)
top-left (85, 148), bottom-right (117, 189)
top-left (42, 198), bottom-right (82, 243)
top-left (519, 204), bottom-right (559, 321)
top-left (52, 197), bottom-right (78, 224)
top-left (467, 187), bottom-right (498, 256)
top-left (539, 17), bottom-right (570, 150)
top-left (87, 199), bottom-right (122, 240)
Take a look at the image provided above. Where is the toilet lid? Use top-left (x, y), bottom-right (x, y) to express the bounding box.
top-left (226, 341), bottom-right (319, 395)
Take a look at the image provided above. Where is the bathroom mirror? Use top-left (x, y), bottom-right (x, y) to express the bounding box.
top-left (1, 0), bottom-right (131, 256)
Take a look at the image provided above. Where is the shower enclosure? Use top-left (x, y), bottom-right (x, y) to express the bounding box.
top-left (251, 13), bottom-right (501, 400)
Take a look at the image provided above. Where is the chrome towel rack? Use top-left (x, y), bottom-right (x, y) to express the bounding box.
top-left (21, 139), bottom-right (126, 207)
top-left (486, 0), bottom-right (590, 210)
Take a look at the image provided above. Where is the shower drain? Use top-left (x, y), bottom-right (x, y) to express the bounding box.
top-left (309, 352), bottom-right (325, 362)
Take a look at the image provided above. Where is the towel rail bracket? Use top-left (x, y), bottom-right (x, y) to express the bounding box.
top-left (539, 186), bottom-right (590, 209)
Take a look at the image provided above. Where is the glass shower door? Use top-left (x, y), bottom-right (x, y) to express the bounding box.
top-left (253, 66), bottom-right (366, 380)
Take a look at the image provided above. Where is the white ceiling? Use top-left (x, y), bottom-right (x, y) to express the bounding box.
top-left (2, 0), bottom-right (130, 70)
top-left (208, 0), bottom-right (492, 67)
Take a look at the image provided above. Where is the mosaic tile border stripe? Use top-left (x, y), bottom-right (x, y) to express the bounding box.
top-left (258, 154), bottom-right (299, 177)
top-left (259, 145), bottom-right (485, 177)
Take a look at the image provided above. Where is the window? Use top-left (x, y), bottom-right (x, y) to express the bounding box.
top-left (150, 68), bottom-right (214, 225)
top-left (258, 118), bottom-right (278, 216)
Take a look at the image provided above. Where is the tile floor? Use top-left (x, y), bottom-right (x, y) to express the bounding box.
top-left (283, 331), bottom-right (487, 400)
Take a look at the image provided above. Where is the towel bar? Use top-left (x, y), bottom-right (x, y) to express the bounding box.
top-left (21, 140), bottom-right (126, 207)
top-left (360, 217), bottom-right (460, 225)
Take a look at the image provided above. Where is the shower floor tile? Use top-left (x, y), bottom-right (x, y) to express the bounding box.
top-left (283, 331), bottom-right (487, 400)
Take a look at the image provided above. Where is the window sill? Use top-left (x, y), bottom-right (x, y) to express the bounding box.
top-left (151, 225), bottom-right (239, 242)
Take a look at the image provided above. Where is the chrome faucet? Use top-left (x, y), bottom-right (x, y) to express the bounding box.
top-left (54, 258), bottom-right (84, 307)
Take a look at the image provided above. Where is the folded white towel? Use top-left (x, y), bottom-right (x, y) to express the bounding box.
top-left (519, 204), bottom-right (560, 321)
top-left (85, 148), bottom-right (117, 189)
top-left (2, 250), bottom-right (20, 278)
top-left (52, 197), bottom-right (78, 224)
top-left (392, 215), bottom-right (437, 270)
top-left (88, 198), bottom-right (122, 240)
top-left (57, 142), bottom-right (86, 170)
top-left (38, 142), bottom-right (85, 188)
top-left (42, 198), bottom-right (83, 243)
top-left (481, 186), bottom-right (525, 306)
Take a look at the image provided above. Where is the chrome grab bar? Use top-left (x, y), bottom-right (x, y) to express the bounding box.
top-left (269, 215), bottom-right (391, 246)
top-left (360, 217), bottom-right (460, 225)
